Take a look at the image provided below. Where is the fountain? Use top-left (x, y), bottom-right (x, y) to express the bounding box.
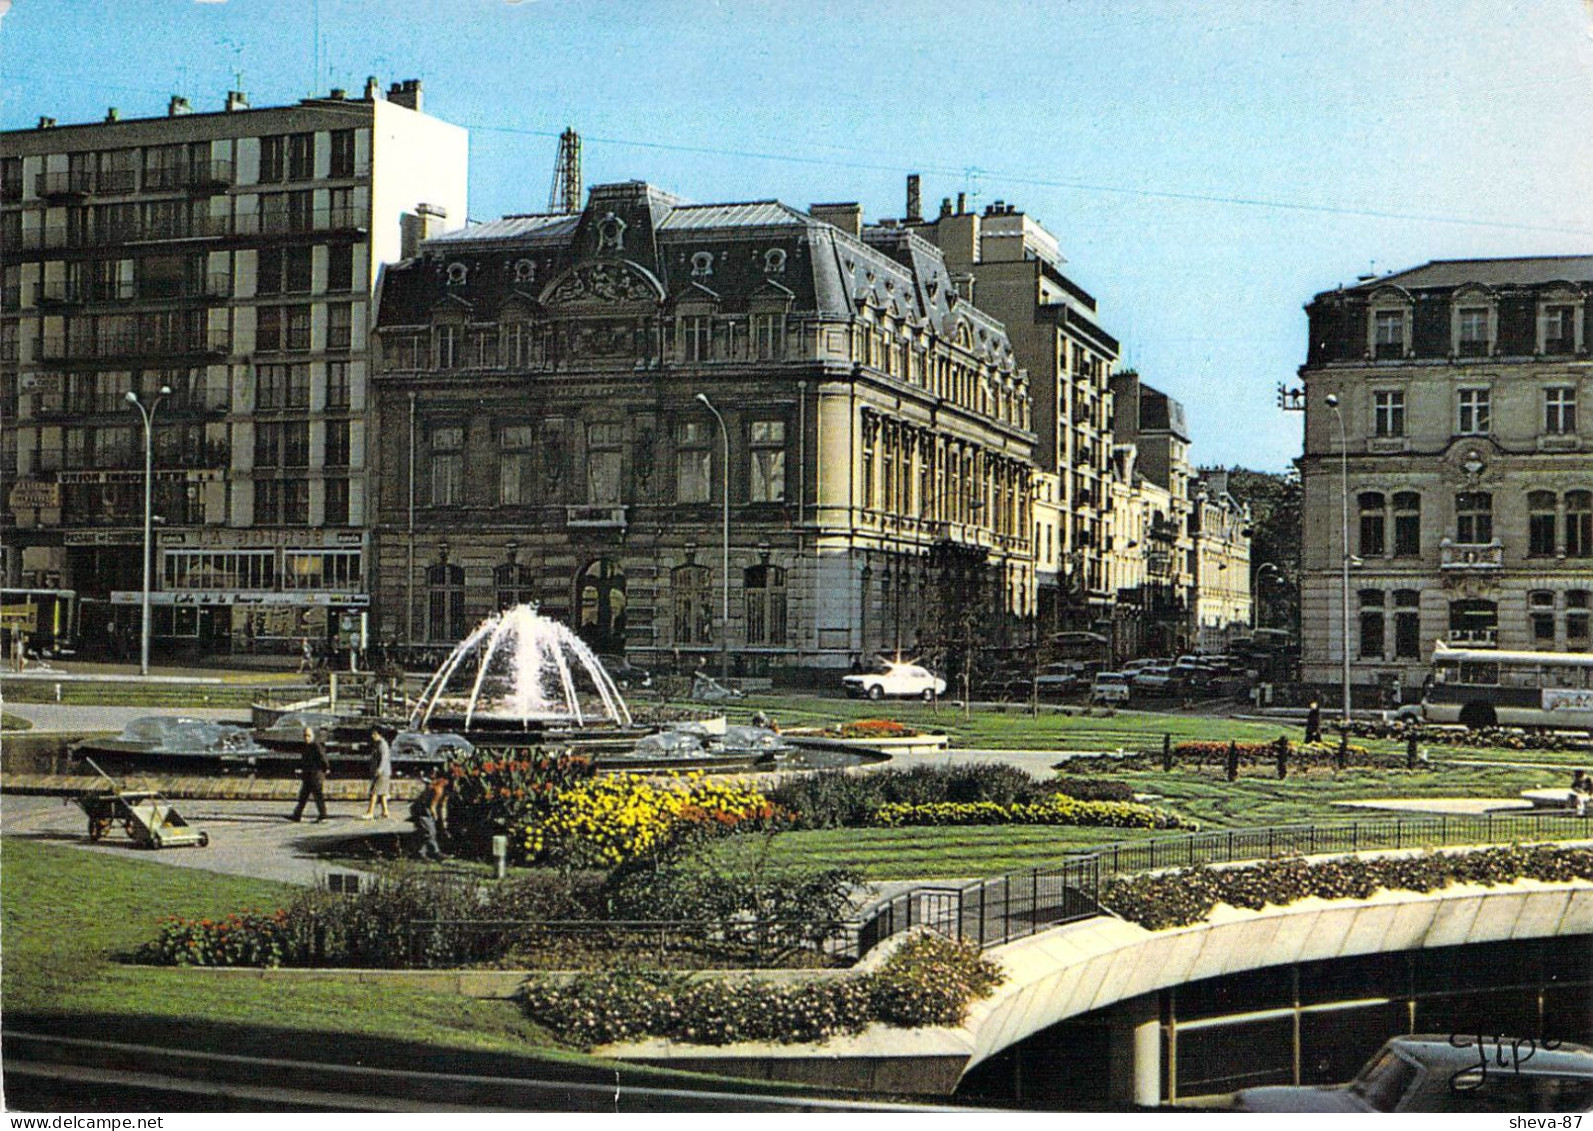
top-left (411, 604), bottom-right (633, 734)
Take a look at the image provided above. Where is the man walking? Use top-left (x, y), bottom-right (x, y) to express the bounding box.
top-left (290, 724), bottom-right (330, 822)
top-left (1304, 700), bottom-right (1322, 745)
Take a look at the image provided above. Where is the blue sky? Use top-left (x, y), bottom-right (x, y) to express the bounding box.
top-left (5, 0), bottom-right (1591, 472)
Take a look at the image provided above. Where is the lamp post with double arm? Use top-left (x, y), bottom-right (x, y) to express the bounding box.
top-left (126, 385), bottom-right (172, 676)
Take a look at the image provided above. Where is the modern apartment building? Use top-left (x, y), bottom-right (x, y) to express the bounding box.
top-left (368, 181), bottom-right (1036, 674)
top-left (1298, 256), bottom-right (1593, 694)
top-left (1, 80), bottom-right (466, 657)
top-left (912, 194), bottom-right (1121, 631)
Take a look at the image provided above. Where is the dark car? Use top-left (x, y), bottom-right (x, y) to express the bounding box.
top-left (597, 654), bottom-right (652, 691)
top-left (1233, 1035), bottom-right (1593, 1113)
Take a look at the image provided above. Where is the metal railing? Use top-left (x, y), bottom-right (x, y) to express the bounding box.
top-left (851, 811), bottom-right (1590, 958)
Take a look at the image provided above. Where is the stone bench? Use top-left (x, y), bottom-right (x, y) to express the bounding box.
top-left (1520, 788), bottom-right (1583, 811)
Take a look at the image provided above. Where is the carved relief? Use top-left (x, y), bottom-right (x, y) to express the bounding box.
top-left (544, 260), bottom-right (663, 306)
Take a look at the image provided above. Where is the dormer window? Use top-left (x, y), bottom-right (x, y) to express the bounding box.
top-left (690, 251), bottom-right (714, 278)
top-left (1543, 303), bottom-right (1577, 355)
top-left (1457, 307), bottom-right (1490, 356)
top-left (446, 261), bottom-right (468, 286)
top-left (763, 248), bottom-right (786, 274)
top-left (1373, 309), bottom-right (1404, 359)
top-left (513, 258), bottom-right (536, 284)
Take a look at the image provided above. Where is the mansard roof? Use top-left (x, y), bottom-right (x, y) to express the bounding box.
top-left (376, 180), bottom-right (1019, 369)
top-left (1318, 256), bottom-right (1593, 303)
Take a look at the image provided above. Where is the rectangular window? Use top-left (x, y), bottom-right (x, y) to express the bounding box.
top-left (1457, 388), bottom-right (1490, 435)
top-left (255, 421), bottom-right (282, 468)
top-left (1455, 492), bottom-right (1493, 545)
top-left (282, 422), bottom-right (310, 468)
top-left (1359, 591), bottom-right (1385, 660)
top-left (287, 132), bottom-right (315, 181)
top-left (1394, 611), bottom-right (1421, 659)
top-left (1544, 305), bottom-right (1575, 353)
top-left (1568, 591), bottom-right (1591, 649)
top-left (752, 312), bottom-right (785, 360)
top-left (434, 324), bottom-right (460, 369)
top-left (1546, 387), bottom-right (1577, 434)
top-left (682, 316), bottom-right (713, 362)
top-left (325, 361), bottom-right (350, 410)
top-left (327, 243), bottom-right (354, 293)
top-left (430, 425), bottom-right (464, 507)
top-left (1529, 493), bottom-right (1558, 558)
top-left (1359, 493), bottom-right (1386, 557)
top-left (1533, 611), bottom-right (1557, 644)
top-left (255, 479), bottom-right (281, 524)
top-left (1373, 310), bottom-right (1403, 358)
top-left (749, 419), bottom-right (786, 503)
top-left (328, 130), bottom-right (356, 179)
top-left (1373, 391), bottom-right (1405, 438)
top-left (586, 422), bottom-right (623, 505)
top-left (1393, 493), bottom-right (1421, 558)
top-left (498, 424), bottom-right (533, 505)
top-left (324, 420), bottom-right (350, 468)
top-left (327, 303), bottom-right (352, 351)
top-left (1568, 493), bottom-right (1592, 558)
top-left (323, 477), bottom-right (350, 526)
top-left (282, 478), bottom-right (310, 525)
top-left (675, 421), bottom-right (711, 503)
top-left (259, 136), bottom-right (286, 183)
top-left (1457, 307), bottom-right (1489, 355)
top-left (257, 246), bottom-right (313, 296)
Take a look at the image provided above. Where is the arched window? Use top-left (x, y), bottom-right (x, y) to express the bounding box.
top-left (494, 561), bottom-right (533, 611)
top-left (1392, 492), bottom-right (1421, 557)
top-left (671, 563), bottom-right (713, 646)
top-left (1358, 492), bottom-right (1386, 557)
top-left (1567, 491), bottom-right (1592, 558)
top-left (1358, 589), bottom-right (1385, 659)
top-left (1528, 490), bottom-right (1558, 558)
top-left (1455, 492), bottom-right (1492, 545)
top-left (426, 561), bottom-right (465, 643)
top-left (744, 563), bottom-right (787, 646)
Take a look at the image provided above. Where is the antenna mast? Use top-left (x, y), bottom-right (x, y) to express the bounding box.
top-left (549, 127), bottom-right (581, 214)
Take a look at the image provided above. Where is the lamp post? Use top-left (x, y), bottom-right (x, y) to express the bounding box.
top-left (1255, 562), bottom-right (1282, 630)
top-left (695, 393), bottom-right (730, 682)
top-left (126, 385), bottom-right (172, 676)
top-left (1324, 394), bottom-right (1351, 724)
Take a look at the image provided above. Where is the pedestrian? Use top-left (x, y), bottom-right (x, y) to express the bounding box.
top-left (410, 772), bottom-right (450, 860)
top-left (360, 726), bottom-right (393, 820)
top-left (289, 725), bottom-right (330, 822)
top-left (1570, 769), bottom-right (1591, 817)
top-left (298, 636), bottom-right (314, 674)
top-left (1304, 700), bottom-right (1322, 745)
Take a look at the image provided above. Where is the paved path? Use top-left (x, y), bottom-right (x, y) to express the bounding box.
top-left (1, 793), bottom-right (418, 887)
top-left (2, 704), bottom-right (243, 733)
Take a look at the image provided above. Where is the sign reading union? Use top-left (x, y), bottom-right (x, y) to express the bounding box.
top-left (1543, 688), bottom-right (1593, 712)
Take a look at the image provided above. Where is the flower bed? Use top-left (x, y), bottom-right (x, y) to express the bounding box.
top-left (519, 932), bottom-right (1003, 1048)
top-left (1101, 844), bottom-right (1593, 931)
top-left (1342, 721), bottom-right (1593, 753)
top-left (871, 795), bottom-right (1194, 830)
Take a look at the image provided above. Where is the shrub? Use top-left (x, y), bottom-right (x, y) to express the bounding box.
top-left (1101, 845), bottom-right (1593, 931)
top-left (446, 751), bottom-right (595, 860)
top-left (140, 909), bottom-right (294, 967)
top-left (1049, 777), bottom-right (1136, 803)
top-left (519, 930), bottom-right (1004, 1048)
top-left (766, 763), bottom-right (1104, 829)
top-left (871, 796), bottom-right (1195, 831)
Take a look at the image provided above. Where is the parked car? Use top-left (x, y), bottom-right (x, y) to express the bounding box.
top-left (1035, 664), bottom-right (1084, 698)
top-left (842, 661), bottom-right (947, 701)
top-left (1232, 1035), bottom-right (1593, 1113)
top-left (1131, 664), bottom-right (1187, 696)
top-left (1090, 672), bottom-right (1133, 704)
top-left (597, 654), bottom-right (652, 691)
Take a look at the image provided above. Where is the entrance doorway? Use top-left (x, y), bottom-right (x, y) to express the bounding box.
top-left (577, 558), bottom-right (627, 653)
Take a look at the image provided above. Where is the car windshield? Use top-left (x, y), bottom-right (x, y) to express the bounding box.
top-left (1349, 1049), bottom-right (1420, 1111)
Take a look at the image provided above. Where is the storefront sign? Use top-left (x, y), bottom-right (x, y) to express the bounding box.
top-left (8, 481), bottom-right (61, 510)
top-left (109, 590), bottom-right (369, 607)
top-left (0, 604), bottom-right (38, 632)
top-left (64, 531), bottom-right (139, 546)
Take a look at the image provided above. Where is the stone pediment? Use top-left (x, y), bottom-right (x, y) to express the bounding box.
top-left (539, 259), bottom-right (666, 308)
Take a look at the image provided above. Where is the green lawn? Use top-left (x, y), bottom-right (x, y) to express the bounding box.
top-left (1, 711), bottom-right (32, 731)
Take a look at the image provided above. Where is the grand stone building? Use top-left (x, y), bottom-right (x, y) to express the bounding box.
top-left (1, 80), bottom-right (466, 656)
top-left (1299, 256), bottom-right (1593, 694)
top-left (369, 181), bottom-right (1036, 675)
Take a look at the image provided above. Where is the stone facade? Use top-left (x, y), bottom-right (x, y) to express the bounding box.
top-left (1, 80), bottom-right (467, 657)
top-left (1298, 256), bottom-right (1593, 692)
top-left (368, 182), bottom-right (1035, 675)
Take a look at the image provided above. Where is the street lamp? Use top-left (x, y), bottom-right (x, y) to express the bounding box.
top-left (1255, 561), bottom-right (1282, 629)
top-left (1324, 393), bottom-right (1351, 724)
top-left (126, 385), bottom-right (172, 676)
top-left (695, 393), bottom-right (730, 682)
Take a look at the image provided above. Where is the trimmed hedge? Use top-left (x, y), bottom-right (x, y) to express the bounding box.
top-left (1101, 844), bottom-right (1593, 931)
top-left (871, 796), bottom-right (1195, 830)
top-left (519, 932), bottom-right (1003, 1047)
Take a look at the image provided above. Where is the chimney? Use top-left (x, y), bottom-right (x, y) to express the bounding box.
top-left (225, 90), bottom-right (249, 112)
top-left (364, 75), bottom-right (381, 101)
top-left (905, 174), bottom-right (922, 224)
top-left (168, 96), bottom-right (191, 116)
top-left (400, 202), bottom-right (448, 258)
top-left (956, 191), bottom-right (967, 214)
top-left (939, 197), bottom-right (952, 219)
top-left (808, 202), bottom-right (863, 238)
top-left (105, 107), bottom-right (119, 122)
top-left (37, 117), bottom-right (56, 129)
top-left (387, 79), bottom-right (423, 112)
top-left (328, 88), bottom-right (346, 100)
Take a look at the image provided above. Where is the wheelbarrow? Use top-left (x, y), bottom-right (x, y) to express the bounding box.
top-left (72, 759), bottom-right (209, 849)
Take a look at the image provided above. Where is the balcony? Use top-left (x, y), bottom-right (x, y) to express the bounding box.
top-left (1439, 539), bottom-right (1503, 572)
top-left (35, 169), bottom-right (136, 198)
top-left (143, 161), bottom-right (235, 194)
top-left (236, 207), bottom-right (368, 237)
top-left (39, 330), bottom-right (231, 362)
top-left (566, 505), bottom-right (627, 528)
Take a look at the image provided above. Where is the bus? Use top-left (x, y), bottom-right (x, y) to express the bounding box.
top-left (1423, 643), bottom-right (1593, 731)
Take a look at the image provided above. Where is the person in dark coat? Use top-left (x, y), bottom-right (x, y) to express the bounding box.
top-left (290, 725), bottom-right (330, 822)
top-left (1304, 701), bottom-right (1322, 745)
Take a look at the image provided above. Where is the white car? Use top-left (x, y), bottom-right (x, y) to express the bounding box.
top-left (842, 662), bottom-right (947, 701)
top-left (1090, 672), bottom-right (1133, 704)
